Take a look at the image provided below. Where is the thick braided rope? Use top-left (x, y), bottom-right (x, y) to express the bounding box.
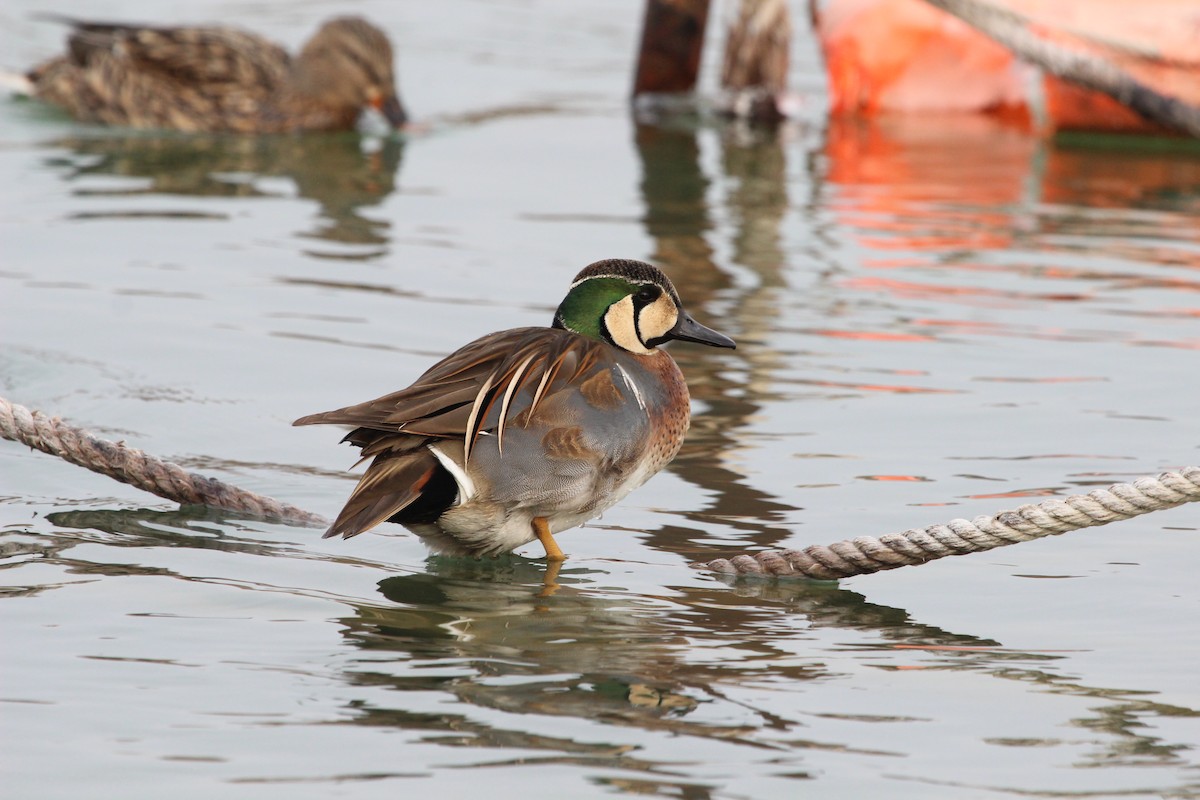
top-left (693, 467), bottom-right (1200, 579)
top-left (3, 397), bottom-right (1196, 573)
top-left (0, 396), bottom-right (327, 527)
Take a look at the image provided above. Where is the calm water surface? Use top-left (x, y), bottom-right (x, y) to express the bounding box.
top-left (2, 2), bottom-right (1199, 798)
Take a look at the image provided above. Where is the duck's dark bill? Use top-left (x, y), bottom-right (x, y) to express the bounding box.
top-left (668, 314), bottom-right (736, 349)
top-left (378, 95), bottom-right (408, 128)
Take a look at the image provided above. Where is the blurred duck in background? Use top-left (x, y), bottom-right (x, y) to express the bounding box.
top-left (21, 15), bottom-right (407, 133)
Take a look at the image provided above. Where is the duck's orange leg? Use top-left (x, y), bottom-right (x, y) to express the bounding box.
top-left (532, 516), bottom-right (566, 561)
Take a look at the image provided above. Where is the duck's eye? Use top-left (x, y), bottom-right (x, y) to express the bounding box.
top-left (633, 285), bottom-right (659, 305)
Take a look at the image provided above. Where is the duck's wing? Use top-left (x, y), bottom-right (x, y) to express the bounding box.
top-left (295, 327), bottom-right (608, 462)
top-left (295, 327), bottom-right (613, 540)
top-left (53, 17), bottom-right (290, 89)
top-left (27, 16), bottom-right (291, 129)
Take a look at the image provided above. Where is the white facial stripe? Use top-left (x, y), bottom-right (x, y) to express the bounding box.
top-left (569, 272), bottom-right (633, 290)
top-left (636, 294), bottom-right (678, 344)
top-left (603, 296), bottom-right (653, 355)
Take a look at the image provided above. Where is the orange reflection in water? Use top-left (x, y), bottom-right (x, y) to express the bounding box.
top-left (824, 116), bottom-right (1031, 189)
top-left (807, 327), bottom-right (932, 342)
top-left (859, 474), bottom-right (931, 482)
top-left (823, 114), bottom-right (1200, 284)
top-left (966, 488), bottom-right (1063, 500)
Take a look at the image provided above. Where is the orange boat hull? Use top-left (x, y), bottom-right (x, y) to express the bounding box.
top-left (814, 0), bottom-right (1200, 135)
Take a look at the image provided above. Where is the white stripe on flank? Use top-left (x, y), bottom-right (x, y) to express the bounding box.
top-left (428, 443), bottom-right (476, 504)
top-left (616, 364), bottom-right (647, 412)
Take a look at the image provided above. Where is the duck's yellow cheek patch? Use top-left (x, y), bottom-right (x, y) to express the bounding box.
top-left (638, 296), bottom-right (678, 343)
top-left (580, 370), bottom-right (623, 410)
top-left (604, 296), bottom-right (651, 355)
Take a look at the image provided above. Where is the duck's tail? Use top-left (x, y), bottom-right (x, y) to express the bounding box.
top-left (0, 70), bottom-right (34, 96)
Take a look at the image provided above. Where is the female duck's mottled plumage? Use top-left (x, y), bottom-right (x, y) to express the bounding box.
top-left (295, 259), bottom-right (735, 559)
top-left (26, 15), bottom-right (406, 133)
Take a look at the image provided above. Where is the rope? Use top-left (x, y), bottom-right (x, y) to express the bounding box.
top-left (3, 396), bottom-right (1195, 578)
top-left (0, 396), bottom-right (327, 527)
top-left (692, 467), bottom-right (1200, 579)
top-left (921, 0), bottom-right (1200, 138)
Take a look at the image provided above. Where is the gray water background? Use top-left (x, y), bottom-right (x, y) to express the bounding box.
top-left (2, 1), bottom-right (1199, 797)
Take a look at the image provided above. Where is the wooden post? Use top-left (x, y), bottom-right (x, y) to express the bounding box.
top-left (720, 0), bottom-right (793, 121)
top-left (632, 0), bottom-right (711, 96)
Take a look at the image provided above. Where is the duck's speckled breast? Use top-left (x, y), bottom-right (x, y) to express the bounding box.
top-left (607, 348), bottom-right (691, 491)
top-left (452, 341), bottom-right (690, 521)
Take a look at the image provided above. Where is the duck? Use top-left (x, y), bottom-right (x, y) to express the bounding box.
top-left (23, 15), bottom-right (407, 133)
top-left (294, 259), bottom-right (736, 560)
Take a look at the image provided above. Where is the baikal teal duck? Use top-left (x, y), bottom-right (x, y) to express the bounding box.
top-left (295, 259), bottom-right (736, 560)
top-left (25, 15), bottom-right (406, 133)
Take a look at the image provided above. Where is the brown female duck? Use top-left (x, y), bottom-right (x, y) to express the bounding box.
top-left (25, 15), bottom-right (407, 133)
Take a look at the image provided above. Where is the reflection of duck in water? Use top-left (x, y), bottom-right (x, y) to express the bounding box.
top-left (23, 16), bottom-right (407, 133)
top-left (45, 132), bottom-right (403, 250)
top-left (329, 559), bottom-right (1004, 752)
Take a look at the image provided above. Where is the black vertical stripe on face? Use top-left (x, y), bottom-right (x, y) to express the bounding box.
top-left (630, 283), bottom-right (660, 345)
top-left (598, 306), bottom-right (616, 348)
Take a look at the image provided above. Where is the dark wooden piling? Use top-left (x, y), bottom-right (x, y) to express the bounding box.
top-left (632, 0), bottom-right (711, 96)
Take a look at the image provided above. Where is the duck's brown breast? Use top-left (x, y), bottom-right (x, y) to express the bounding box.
top-left (620, 349), bottom-right (691, 477)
